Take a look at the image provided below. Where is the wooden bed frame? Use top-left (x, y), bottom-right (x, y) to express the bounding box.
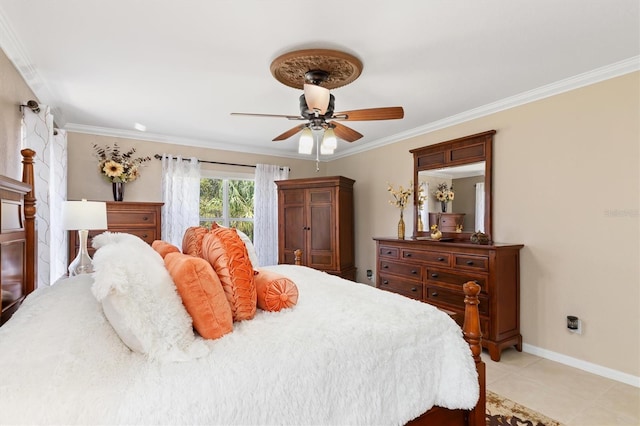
top-left (0, 149), bottom-right (36, 325)
top-left (294, 249), bottom-right (487, 425)
top-left (2, 152), bottom-right (485, 425)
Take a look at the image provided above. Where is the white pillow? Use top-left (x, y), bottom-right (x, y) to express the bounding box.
top-left (91, 235), bottom-right (208, 362)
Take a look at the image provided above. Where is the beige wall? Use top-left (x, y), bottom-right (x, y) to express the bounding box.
top-left (0, 48), bottom-right (38, 180)
top-left (67, 133), bottom-right (325, 201)
top-left (327, 72), bottom-right (640, 378)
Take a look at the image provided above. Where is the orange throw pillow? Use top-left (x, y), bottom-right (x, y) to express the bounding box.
top-left (201, 228), bottom-right (256, 321)
top-left (151, 240), bottom-right (180, 258)
top-left (164, 252), bottom-right (233, 340)
top-left (254, 269), bottom-right (299, 312)
top-left (182, 226), bottom-right (210, 257)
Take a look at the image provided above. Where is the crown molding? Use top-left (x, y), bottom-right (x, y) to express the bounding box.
top-left (333, 55), bottom-right (640, 160)
top-left (0, 6), bottom-right (67, 125)
top-left (64, 123), bottom-right (317, 162)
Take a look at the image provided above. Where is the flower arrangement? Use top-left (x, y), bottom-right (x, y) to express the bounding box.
top-left (387, 182), bottom-right (413, 210)
top-left (93, 143), bottom-right (151, 183)
top-left (417, 182), bottom-right (427, 208)
top-left (434, 182), bottom-right (455, 202)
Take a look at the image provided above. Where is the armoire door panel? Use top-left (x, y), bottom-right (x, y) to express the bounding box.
top-left (282, 206), bottom-right (304, 249)
top-left (309, 204), bottom-right (333, 251)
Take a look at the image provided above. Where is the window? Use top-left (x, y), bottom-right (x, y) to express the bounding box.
top-left (200, 175), bottom-right (255, 240)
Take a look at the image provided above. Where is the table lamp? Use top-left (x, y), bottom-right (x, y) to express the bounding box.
top-left (62, 199), bottom-right (108, 276)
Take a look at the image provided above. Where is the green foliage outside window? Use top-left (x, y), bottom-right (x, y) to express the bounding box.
top-left (200, 177), bottom-right (254, 240)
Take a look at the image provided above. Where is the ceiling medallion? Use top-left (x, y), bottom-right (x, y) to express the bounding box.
top-left (270, 49), bottom-right (363, 90)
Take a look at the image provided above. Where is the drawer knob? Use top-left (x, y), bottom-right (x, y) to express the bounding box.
top-left (143, 216), bottom-right (149, 221)
top-left (466, 260), bottom-right (474, 265)
top-left (142, 234), bottom-right (148, 238)
top-left (411, 269), bottom-right (417, 275)
top-left (411, 287), bottom-right (417, 292)
top-left (382, 280), bottom-right (389, 285)
top-left (431, 273), bottom-right (439, 278)
top-left (383, 265), bottom-right (389, 269)
top-left (386, 250), bottom-right (392, 255)
top-left (431, 291), bottom-right (439, 297)
top-left (405, 253), bottom-right (412, 257)
top-left (437, 257), bottom-right (445, 261)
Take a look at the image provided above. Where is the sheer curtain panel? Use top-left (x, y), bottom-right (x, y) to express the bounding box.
top-left (22, 105), bottom-right (67, 286)
top-left (161, 155), bottom-right (201, 247)
top-left (254, 164), bottom-right (290, 266)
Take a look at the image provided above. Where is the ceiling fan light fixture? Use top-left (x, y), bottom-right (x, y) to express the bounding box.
top-left (322, 128), bottom-right (337, 150)
top-left (320, 140), bottom-right (335, 155)
top-left (298, 127), bottom-right (313, 154)
top-left (303, 83), bottom-right (330, 114)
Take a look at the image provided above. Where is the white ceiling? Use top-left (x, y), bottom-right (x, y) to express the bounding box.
top-left (0, 1), bottom-right (638, 160)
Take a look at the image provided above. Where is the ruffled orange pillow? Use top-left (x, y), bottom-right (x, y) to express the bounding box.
top-left (201, 228), bottom-right (256, 321)
top-left (164, 252), bottom-right (233, 339)
top-left (151, 240), bottom-right (180, 258)
top-left (254, 268), bottom-right (299, 312)
top-left (182, 226), bottom-right (210, 257)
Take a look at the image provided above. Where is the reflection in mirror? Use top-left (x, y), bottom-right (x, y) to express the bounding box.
top-left (418, 162), bottom-right (485, 233)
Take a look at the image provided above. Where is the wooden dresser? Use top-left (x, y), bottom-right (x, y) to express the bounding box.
top-left (374, 237), bottom-right (523, 361)
top-left (276, 176), bottom-right (355, 280)
top-left (68, 201), bottom-right (163, 262)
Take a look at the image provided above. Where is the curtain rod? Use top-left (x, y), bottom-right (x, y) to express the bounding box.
top-left (154, 154), bottom-right (289, 171)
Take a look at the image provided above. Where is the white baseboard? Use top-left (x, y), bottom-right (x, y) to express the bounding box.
top-left (523, 343), bottom-right (640, 388)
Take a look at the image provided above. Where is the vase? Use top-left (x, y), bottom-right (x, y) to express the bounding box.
top-left (417, 214), bottom-right (424, 232)
top-left (441, 201), bottom-right (447, 212)
top-left (112, 182), bottom-right (125, 202)
top-left (397, 210), bottom-right (405, 240)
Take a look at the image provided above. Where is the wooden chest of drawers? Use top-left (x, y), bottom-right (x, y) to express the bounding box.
top-left (68, 202), bottom-right (163, 262)
top-left (374, 237), bottom-right (523, 361)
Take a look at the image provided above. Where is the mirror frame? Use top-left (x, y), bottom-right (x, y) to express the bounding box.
top-left (410, 130), bottom-right (495, 241)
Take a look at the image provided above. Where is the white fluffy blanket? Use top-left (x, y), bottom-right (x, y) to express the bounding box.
top-left (0, 265), bottom-right (478, 425)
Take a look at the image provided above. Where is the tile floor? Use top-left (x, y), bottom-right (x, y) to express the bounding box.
top-left (483, 348), bottom-right (640, 425)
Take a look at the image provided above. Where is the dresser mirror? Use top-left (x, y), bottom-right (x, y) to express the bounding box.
top-left (410, 130), bottom-right (495, 241)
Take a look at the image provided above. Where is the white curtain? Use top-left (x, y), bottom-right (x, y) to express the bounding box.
top-left (254, 164), bottom-right (290, 267)
top-left (475, 182), bottom-right (485, 232)
top-left (161, 155), bottom-right (201, 247)
top-left (22, 105), bottom-right (68, 286)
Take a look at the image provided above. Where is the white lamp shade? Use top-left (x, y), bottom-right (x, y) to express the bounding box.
top-left (320, 141), bottom-right (335, 155)
top-left (298, 128), bottom-right (314, 154)
top-left (322, 128), bottom-right (337, 150)
top-left (62, 200), bottom-right (108, 230)
top-left (303, 84), bottom-right (330, 115)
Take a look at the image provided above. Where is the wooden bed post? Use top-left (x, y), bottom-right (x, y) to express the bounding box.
top-left (463, 281), bottom-right (486, 426)
top-left (20, 149), bottom-right (36, 294)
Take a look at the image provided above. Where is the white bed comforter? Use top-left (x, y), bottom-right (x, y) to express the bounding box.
top-left (0, 265), bottom-right (478, 425)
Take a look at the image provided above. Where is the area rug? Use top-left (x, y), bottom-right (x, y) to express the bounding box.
top-left (486, 390), bottom-right (564, 426)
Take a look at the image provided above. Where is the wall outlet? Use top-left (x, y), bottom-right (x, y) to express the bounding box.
top-left (366, 269), bottom-right (373, 280)
top-left (567, 316), bottom-right (582, 334)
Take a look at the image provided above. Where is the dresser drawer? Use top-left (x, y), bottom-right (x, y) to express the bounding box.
top-left (454, 254), bottom-right (489, 271)
top-left (400, 249), bottom-right (451, 266)
top-left (379, 260), bottom-right (422, 280)
top-left (425, 268), bottom-right (486, 293)
top-left (107, 210), bottom-right (158, 228)
top-left (378, 246), bottom-right (399, 259)
top-left (378, 274), bottom-right (423, 300)
top-left (425, 286), bottom-right (489, 315)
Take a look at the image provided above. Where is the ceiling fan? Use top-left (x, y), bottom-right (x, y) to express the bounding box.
top-left (230, 49), bottom-right (404, 153)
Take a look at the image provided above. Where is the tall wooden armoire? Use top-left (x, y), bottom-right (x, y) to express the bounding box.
top-left (276, 176), bottom-right (355, 280)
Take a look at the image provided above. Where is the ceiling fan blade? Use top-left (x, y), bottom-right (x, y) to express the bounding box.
top-left (331, 122), bottom-right (363, 143)
top-left (332, 106), bottom-right (404, 121)
top-left (231, 112), bottom-right (305, 120)
top-left (273, 125), bottom-right (306, 141)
